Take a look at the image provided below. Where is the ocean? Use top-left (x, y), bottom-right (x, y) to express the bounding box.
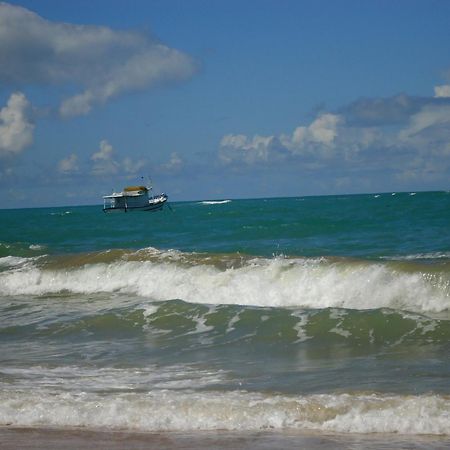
top-left (0, 191), bottom-right (449, 447)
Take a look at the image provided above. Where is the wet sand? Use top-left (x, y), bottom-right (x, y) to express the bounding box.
top-left (1, 427), bottom-right (449, 450)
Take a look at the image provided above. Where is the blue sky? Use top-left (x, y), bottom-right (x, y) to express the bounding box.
top-left (0, 0), bottom-right (450, 208)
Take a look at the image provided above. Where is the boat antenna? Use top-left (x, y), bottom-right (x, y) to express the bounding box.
top-left (146, 175), bottom-right (153, 193)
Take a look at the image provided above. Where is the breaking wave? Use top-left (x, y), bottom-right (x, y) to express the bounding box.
top-left (0, 389), bottom-right (449, 435)
top-left (1, 248), bottom-right (449, 314)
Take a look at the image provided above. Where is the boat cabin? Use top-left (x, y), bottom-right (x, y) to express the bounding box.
top-left (103, 185), bottom-right (167, 212)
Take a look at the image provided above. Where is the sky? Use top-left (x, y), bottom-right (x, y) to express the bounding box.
top-left (0, 0), bottom-right (450, 208)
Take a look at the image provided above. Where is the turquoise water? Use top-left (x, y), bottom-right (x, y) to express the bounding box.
top-left (2, 192), bottom-right (449, 258)
top-left (0, 191), bottom-right (449, 435)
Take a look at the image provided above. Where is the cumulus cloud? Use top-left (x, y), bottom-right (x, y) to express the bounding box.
top-left (292, 114), bottom-right (341, 147)
top-left (400, 104), bottom-right (450, 141)
top-left (219, 134), bottom-right (284, 164)
top-left (219, 93), bottom-right (450, 183)
top-left (0, 2), bottom-right (196, 117)
top-left (396, 158), bottom-right (444, 183)
top-left (91, 140), bottom-right (115, 162)
top-left (434, 85), bottom-right (450, 98)
top-left (58, 153), bottom-right (79, 174)
top-left (0, 92), bottom-right (34, 156)
top-left (290, 113), bottom-right (342, 158)
top-left (220, 113), bottom-right (375, 165)
top-left (123, 157), bottom-right (146, 175)
top-left (60, 92), bottom-right (95, 118)
top-left (161, 152), bottom-right (183, 172)
top-left (91, 140), bottom-right (119, 175)
top-left (90, 140), bottom-right (148, 176)
top-left (397, 104), bottom-right (450, 166)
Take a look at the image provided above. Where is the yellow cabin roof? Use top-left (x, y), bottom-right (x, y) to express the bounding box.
top-left (123, 186), bottom-right (148, 192)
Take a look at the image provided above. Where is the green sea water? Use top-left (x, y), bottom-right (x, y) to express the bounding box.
top-left (0, 191), bottom-right (449, 437)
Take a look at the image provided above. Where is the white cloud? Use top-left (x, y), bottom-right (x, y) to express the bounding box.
top-left (123, 156), bottom-right (146, 174)
top-left (220, 113), bottom-right (375, 165)
top-left (434, 85), bottom-right (450, 98)
top-left (58, 153), bottom-right (79, 174)
top-left (219, 134), bottom-right (280, 164)
top-left (161, 152), bottom-right (183, 172)
top-left (59, 92), bottom-right (95, 118)
top-left (0, 3), bottom-right (196, 117)
top-left (90, 139), bottom-right (148, 176)
top-left (399, 104), bottom-right (450, 151)
top-left (396, 158), bottom-right (446, 183)
top-left (292, 113), bottom-right (341, 149)
top-left (218, 96), bottom-right (450, 185)
top-left (91, 139), bottom-right (114, 162)
top-left (91, 140), bottom-right (119, 175)
top-left (0, 92), bottom-right (34, 156)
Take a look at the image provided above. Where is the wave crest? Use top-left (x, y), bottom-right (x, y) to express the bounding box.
top-left (1, 390), bottom-right (449, 435)
top-left (1, 250), bottom-right (449, 314)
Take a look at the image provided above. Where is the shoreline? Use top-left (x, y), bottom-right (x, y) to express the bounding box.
top-left (1, 426), bottom-right (449, 450)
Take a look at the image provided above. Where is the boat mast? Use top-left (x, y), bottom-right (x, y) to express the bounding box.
top-left (144, 175), bottom-right (153, 197)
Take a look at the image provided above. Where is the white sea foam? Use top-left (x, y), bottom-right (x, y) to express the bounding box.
top-left (382, 252), bottom-right (450, 261)
top-left (0, 256), bottom-right (29, 268)
top-left (186, 306), bottom-right (216, 338)
top-left (0, 365), bottom-right (226, 392)
top-left (141, 304), bottom-right (159, 318)
top-left (200, 200), bottom-right (231, 205)
top-left (49, 211), bottom-right (72, 216)
top-left (225, 311), bottom-right (242, 334)
top-left (1, 256), bottom-right (449, 313)
top-left (291, 310), bottom-right (311, 342)
top-left (329, 309), bottom-right (352, 338)
top-left (0, 389), bottom-right (449, 435)
top-left (0, 255), bottom-right (42, 269)
top-left (29, 244), bottom-right (45, 251)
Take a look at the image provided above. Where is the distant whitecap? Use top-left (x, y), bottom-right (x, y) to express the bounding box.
top-left (200, 200), bottom-right (231, 205)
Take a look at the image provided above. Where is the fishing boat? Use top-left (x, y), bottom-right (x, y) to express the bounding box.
top-left (103, 185), bottom-right (168, 213)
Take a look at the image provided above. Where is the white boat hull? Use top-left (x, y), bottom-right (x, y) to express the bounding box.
top-left (103, 194), bottom-right (168, 213)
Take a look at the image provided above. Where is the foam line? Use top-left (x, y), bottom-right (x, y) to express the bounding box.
top-left (1, 254), bottom-right (449, 313)
top-left (0, 389), bottom-right (448, 434)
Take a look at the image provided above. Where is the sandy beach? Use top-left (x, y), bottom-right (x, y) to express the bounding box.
top-left (1, 427), bottom-right (449, 450)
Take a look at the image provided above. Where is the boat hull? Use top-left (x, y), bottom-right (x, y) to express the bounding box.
top-left (103, 196), bottom-right (168, 213)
